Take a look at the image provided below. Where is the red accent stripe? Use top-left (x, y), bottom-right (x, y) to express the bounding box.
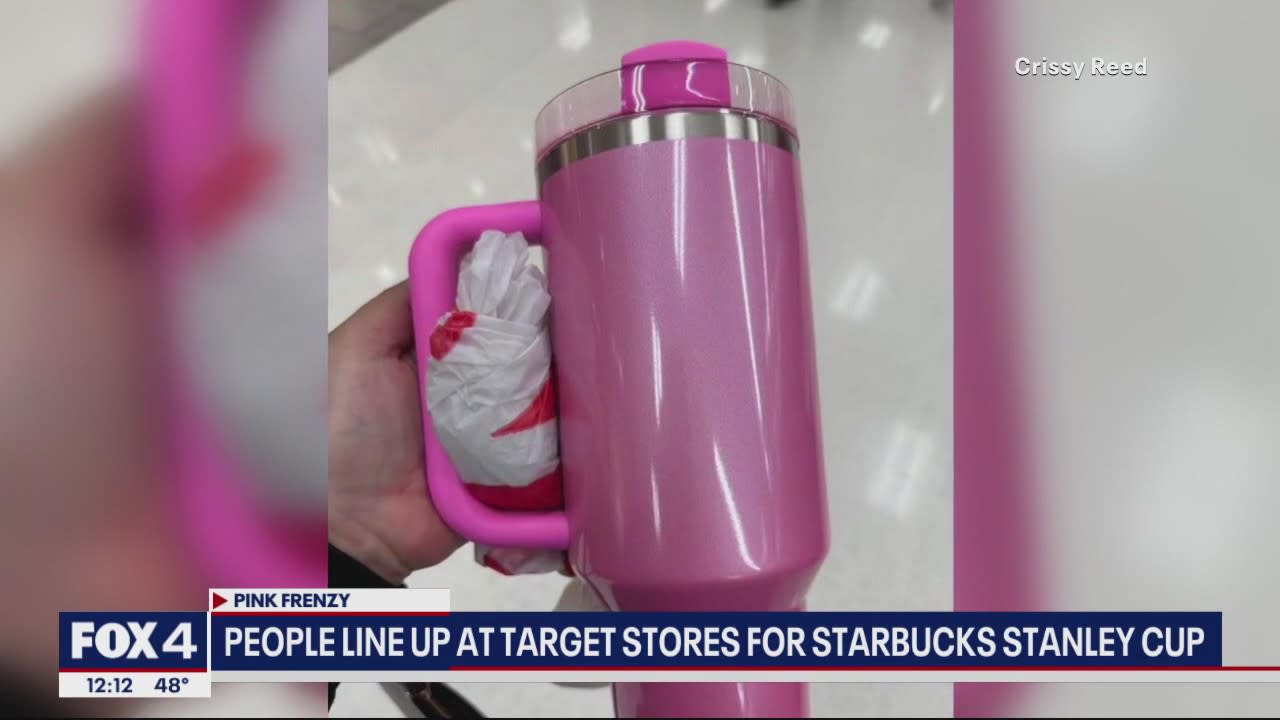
top-left (466, 467), bottom-right (563, 512)
top-left (429, 311), bottom-right (477, 360)
top-left (210, 611), bottom-right (449, 616)
top-left (491, 379), bottom-right (557, 437)
top-left (59, 668), bottom-right (206, 673)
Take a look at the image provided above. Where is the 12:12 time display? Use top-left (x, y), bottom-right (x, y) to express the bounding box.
top-left (85, 676), bottom-right (133, 694)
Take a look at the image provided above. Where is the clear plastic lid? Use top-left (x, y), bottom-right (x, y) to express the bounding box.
top-left (534, 42), bottom-right (796, 158)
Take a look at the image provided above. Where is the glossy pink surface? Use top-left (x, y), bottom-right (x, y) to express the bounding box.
top-left (541, 137), bottom-right (828, 716)
top-left (541, 137), bottom-right (828, 611)
top-left (620, 40), bottom-right (727, 66)
top-left (411, 135), bottom-right (826, 716)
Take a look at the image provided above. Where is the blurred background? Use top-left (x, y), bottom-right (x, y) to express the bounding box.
top-left (0, 0), bottom-right (326, 715)
top-left (958, 0), bottom-right (1280, 716)
top-left (329, 0), bottom-right (953, 716)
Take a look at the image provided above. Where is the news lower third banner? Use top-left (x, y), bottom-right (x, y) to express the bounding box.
top-left (59, 588), bottom-right (1272, 698)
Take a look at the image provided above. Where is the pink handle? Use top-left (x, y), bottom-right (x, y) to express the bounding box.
top-left (142, 0), bottom-right (322, 587)
top-left (408, 200), bottom-right (570, 550)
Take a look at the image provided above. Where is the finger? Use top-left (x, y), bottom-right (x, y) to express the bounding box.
top-left (333, 281), bottom-right (416, 359)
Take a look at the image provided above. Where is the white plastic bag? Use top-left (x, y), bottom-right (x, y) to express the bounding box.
top-left (425, 230), bottom-right (566, 576)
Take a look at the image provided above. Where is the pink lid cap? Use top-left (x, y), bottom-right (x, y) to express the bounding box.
top-left (621, 41), bottom-right (732, 113)
top-left (621, 40), bottom-right (728, 67)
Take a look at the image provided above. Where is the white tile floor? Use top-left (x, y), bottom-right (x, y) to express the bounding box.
top-left (329, 0), bottom-right (954, 717)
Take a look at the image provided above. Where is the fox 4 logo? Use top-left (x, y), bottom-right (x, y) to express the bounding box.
top-left (70, 621), bottom-right (198, 660)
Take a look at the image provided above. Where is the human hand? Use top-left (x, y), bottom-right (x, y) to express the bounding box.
top-left (329, 281), bottom-right (464, 583)
top-left (0, 91), bottom-right (199, 695)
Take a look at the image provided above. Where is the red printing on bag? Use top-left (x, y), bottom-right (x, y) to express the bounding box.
top-left (429, 310), bottom-right (477, 360)
top-left (491, 379), bottom-right (557, 437)
top-left (189, 135), bottom-right (279, 241)
top-left (465, 467), bottom-right (563, 512)
top-left (481, 555), bottom-right (514, 576)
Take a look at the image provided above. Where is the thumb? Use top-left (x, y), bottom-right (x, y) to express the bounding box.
top-left (0, 88), bottom-right (140, 236)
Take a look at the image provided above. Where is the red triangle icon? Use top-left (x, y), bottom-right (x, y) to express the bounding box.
top-left (211, 592), bottom-right (227, 609)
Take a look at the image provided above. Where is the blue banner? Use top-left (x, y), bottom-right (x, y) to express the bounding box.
top-left (60, 612), bottom-right (207, 671)
top-left (210, 611), bottom-right (1221, 670)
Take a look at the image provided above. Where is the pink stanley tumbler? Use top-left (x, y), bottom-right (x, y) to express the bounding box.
top-left (410, 42), bottom-right (829, 717)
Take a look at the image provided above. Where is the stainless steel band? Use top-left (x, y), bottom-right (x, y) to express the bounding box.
top-left (535, 109), bottom-right (799, 186)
